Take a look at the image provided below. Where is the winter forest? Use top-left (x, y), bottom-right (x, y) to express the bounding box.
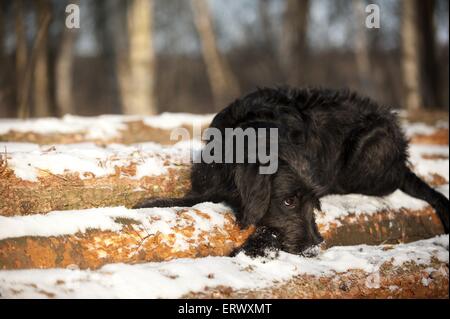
top-left (0, 0), bottom-right (448, 118)
top-left (0, 0), bottom-right (449, 300)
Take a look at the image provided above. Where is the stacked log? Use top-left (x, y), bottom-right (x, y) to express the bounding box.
top-left (0, 204), bottom-right (254, 270)
top-left (0, 198), bottom-right (445, 270)
top-left (0, 114), bottom-right (448, 298)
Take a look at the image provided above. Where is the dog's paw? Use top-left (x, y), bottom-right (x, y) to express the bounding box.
top-left (230, 226), bottom-right (282, 258)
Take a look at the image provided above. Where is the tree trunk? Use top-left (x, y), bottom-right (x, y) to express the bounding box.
top-left (401, 0), bottom-right (422, 111)
top-left (280, 0), bottom-right (309, 86)
top-left (258, 0), bottom-right (273, 49)
top-left (191, 0), bottom-right (239, 111)
top-left (15, 0), bottom-right (28, 118)
top-left (56, 1), bottom-right (78, 116)
top-left (122, 0), bottom-right (157, 115)
top-left (0, 3), bottom-right (4, 60)
top-left (33, 0), bottom-right (52, 117)
top-left (416, 0), bottom-right (442, 109)
top-left (352, 0), bottom-right (372, 95)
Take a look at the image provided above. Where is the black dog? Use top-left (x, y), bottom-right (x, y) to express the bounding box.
top-left (134, 87), bottom-right (449, 257)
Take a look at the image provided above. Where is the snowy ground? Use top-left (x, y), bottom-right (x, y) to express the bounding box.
top-left (0, 113), bottom-right (448, 298)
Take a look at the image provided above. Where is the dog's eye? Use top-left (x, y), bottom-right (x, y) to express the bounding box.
top-left (283, 197), bottom-right (296, 208)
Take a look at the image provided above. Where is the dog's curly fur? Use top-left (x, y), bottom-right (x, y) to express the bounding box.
top-left (135, 87), bottom-right (449, 257)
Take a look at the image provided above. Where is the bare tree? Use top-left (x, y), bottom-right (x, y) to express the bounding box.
top-left (56, 28), bottom-right (76, 116)
top-left (401, 0), bottom-right (421, 111)
top-left (280, 0), bottom-right (310, 86)
top-left (352, 0), bottom-right (372, 94)
top-left (416, 0), bottom-right (442, 108)
top-left (56, 1), bottom-right (78, 115)
top-left (33, 0), bottom-right (52, 117)
top-left (0, 3), bottom-right (4, 60)
top-left (121, 0), bottom-right (157, 115)
top-left (191, 0), bottom-right (239, 110)
top-left (259, 0), bottom-right (274, 49)
top-left (17, 3), bottom-right (51, 119)
top-left (15, 0), bottom-right (28, 118)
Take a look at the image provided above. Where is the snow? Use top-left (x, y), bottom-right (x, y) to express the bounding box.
top-left (0, 203), bottom-right (231, 242)
top-left (0, 141), bottom-right (202, 182)
top-left (0, 113), bottom-right (214, 138)
top-left (0, 115), bottom-right (128, 139)
top-left (316, 188), bottom-right (446, 227)
top-left (0, 235), bottom-right (447, 298)
top-left (408, 144), bottom-right (449, 181)
top-left (142, 112), bottom-right (214, 130)
top-left (402, 120), bottom-right (448, 138)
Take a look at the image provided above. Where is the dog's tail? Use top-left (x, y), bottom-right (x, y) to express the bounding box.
top-left (400, 167), bottom-right (449, 233)
top-left (133, 194), bottom-right (215, 209)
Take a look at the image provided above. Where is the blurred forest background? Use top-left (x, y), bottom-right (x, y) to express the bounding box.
top-left (0, 0), bottom-right (448, 118)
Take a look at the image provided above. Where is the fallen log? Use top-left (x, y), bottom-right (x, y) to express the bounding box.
top-left (185, 260), bottom-right (449, 299)
top-left (0, 203), bottom-right (254, 270)
top-left (0, 115), bottom-right (448, 146)
top-left (1, 142), bottom-right (447, 217)
top-left (0, 236), bottom-right (447, 298)
top-left (409, 128), bottom-right (449, 146)
top-left (0, 189), bottom-right (446, 270)
top-left (0, 114), bottom-right (212, 145)
top-left (0, 142), bottom-right (193, 216)
top-left (0, 165), bottom-right (191, 216)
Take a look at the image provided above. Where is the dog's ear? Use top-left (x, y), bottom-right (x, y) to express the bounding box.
top-left (234, 164), bottom-right (271, 227)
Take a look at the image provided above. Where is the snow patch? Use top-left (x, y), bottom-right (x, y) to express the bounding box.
top-left (0, 113), bottom-right (214, 138)
top-left (0, 203), bottom-right (230, 241)
top-left (1, 142), bottom-right (195, 182)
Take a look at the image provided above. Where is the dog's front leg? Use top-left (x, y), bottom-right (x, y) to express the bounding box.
top-left (230, 226), bottom-right (283, 258)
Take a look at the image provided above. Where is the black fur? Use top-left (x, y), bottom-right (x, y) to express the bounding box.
top-left (134, 87), bottom-right (449, 257)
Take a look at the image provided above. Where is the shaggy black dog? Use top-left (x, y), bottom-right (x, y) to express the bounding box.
top-left (134, 87), bottom-right (449, 257)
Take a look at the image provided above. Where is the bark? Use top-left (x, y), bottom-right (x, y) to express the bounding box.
top-left (191, 0), bottom-right (240, 110)
top-left (33, 0), bottom-right (52, 117)
top-left (122, 0), bottom-right (157, 115)
top-left (280, 0), bottom-right (309, 86)
top-left (401, 0), bottom-right (422, 111)
top-left (319, 206), bottom-right (445, 248)
top-left (0, 165), bottom-right (192, 216)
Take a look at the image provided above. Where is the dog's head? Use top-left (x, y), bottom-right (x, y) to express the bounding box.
top-left (234, 160), bottom-right (324, 257)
